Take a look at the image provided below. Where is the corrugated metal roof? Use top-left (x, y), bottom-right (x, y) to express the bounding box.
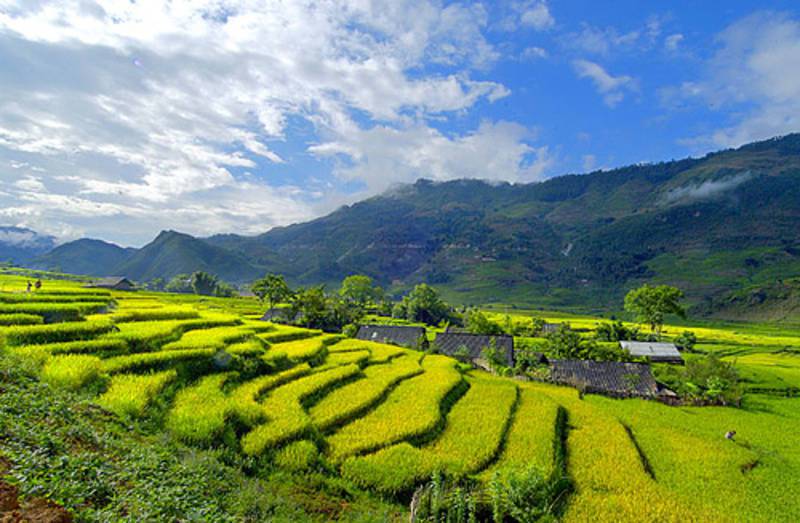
top-left (620, 341), bottom-right (683, 362)
top-left (355, 325), bottom-right (428, 349)
top-left (433, 333), bottom-right (515, 367)
top-left (550, 360), bottom-right (659, 397)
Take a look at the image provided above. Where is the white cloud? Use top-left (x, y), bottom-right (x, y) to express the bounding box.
top-left (309, 120), bottom-right (553, 194)
top-left (519, 1), bottom-right (555, 30)
top-left (563, 18), bottom-right (663, 56)
top-left (521, 46), bottom-right (548, 60)
top-left (582, 154), bottom-right (597, 171)
top-left (676, 12), bottom-right (800, 149)
top-left (665, 33), bottom-right (684, 51)
top-left (0, 0), bottom-right (525, 245)
top-left (572, 59), bottom-right (637, 107)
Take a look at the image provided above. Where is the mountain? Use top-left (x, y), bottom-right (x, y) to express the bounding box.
top-left (32, 239), bottom-right (135, 276)
top-left (113, 230), bottom-right (262, 283)
top-left (0, 226), bottom-right (56, 265)
top-left (31, 133), bottom-right (800, 316)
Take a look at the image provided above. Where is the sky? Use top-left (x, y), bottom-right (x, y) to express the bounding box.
top-left (1, 0), bottom-right (800, 247)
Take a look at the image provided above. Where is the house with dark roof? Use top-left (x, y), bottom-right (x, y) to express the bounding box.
top-left (620, 341), bottom-right (683, 364)
top-left (87, 277), bottom-right (136, 291)
top-left (259, 307), bottom-right (295, 324)
top-left (355, 325), bottom-right (428, 349)
top-left (549, 360), bottom-right (666, 398)
top-left (433, 332), bottom-right (515, 368)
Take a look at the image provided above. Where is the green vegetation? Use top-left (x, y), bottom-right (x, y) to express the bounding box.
top-left (624, 284), bottom-right (686, 338)
top-left (2, 272), bottom-right (800, 522)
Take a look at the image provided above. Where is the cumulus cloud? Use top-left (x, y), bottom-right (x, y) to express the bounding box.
top-left (309, 120), bottom-right (553, 194)
top-left (572, 59), bottom-right (637, 107)
top-left (675, 12), bottom-right (800, 149)
top-left (499, 1), bottom-right (555, 32)
top-left (0, 0), bottom-right (528, 245)
top-left (665, 33), bottom-right (684, 51)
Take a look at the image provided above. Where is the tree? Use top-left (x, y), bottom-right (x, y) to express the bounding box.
top-left (251, 273), bottom-right (292, 310)
top-left (339, 275), bottom-right (383, 307)
top-left (404, 284), bottom-right (452, 326)
top-left (165, 274), bottom-right (193, 294)
top-left (191, 271), bottom-right (219, 296)
top-left (289, 286), bottom-right (328, 329)
top-left (465, 309), bottom-right (504, 336)
top-left (624, 284), bottom-right (686, 339)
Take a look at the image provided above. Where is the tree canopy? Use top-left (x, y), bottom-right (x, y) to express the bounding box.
top-left (251, 274), bottom-right (292, 310)
top-left (624, 284), bottom-right (686, 338)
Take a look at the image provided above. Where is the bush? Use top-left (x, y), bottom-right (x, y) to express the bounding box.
top-left (674, 330), bottom-right (697, 351)
top-left (342, 323), bottom-right (358, 338)
top-left (656, 353), bottom-right (743, 406)
top-left (465, 309), bottom-right (504, 336)
top-left (595, 320), bottom-right (640, 342)
top-left (545, 324), bottom-right (626, 362)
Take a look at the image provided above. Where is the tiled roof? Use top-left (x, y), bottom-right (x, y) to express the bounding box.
top-left (355, 324), bottom-right (428, 349)
top-left (550, 359), bottom-right (659, 398)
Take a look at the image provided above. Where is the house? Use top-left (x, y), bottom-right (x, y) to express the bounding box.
top-left (87, 277), bottom-right (136, 291)
top-left (259, 307), bottom-right (295, 324)
top-left (550, 360), bottom-right (662, 398)
top-left (620, 341), bottom-right (684, 364)
top-left (355, 325), bottom-right (428, 349)
top-left (433, 332), bottom-right (515, 368)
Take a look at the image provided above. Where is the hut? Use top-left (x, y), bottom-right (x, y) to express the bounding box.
top-left (434, 332), bottom-right (515, 368)
top-left (87, 277), bottom-right (136, 291)
top-left (550, 360), bottom-right (663, 398)
top-left (355, 325), bottom-right (428, 349)
top-left (620, 341), bottom-right (684, 364)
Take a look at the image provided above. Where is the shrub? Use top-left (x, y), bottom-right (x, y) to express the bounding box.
top-left (595, 320), bottom-right (640, 342)
top-left (674, 330), bottom-right (697, 351)
top-left (41, 354), bottom-right (103, 390)
top-left (657, 353), bottom-right (743, 406)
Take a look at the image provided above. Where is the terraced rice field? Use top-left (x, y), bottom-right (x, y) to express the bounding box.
top-left (2, 272), bottom-right (800, 521)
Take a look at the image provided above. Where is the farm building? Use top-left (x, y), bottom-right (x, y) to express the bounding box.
top-left (550, 360), bottom-right (666, 398)
top-left (260, 307), bottom-right (295, 324)
top-left (620, 341), bottom-right (683, 364)
top-left (355, 325), bottom-right (428, 349)
top-left (87, 277), bottom-right (136, 291)
top-left (434, 332), bottom-right (515, 368)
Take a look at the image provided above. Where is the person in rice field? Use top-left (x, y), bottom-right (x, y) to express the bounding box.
top-left (26, 280), bottom-right (32, 292)
top-left (34, 279), bottom-right (42, 291)
top-left (725, 430), bottom-right (736, 440)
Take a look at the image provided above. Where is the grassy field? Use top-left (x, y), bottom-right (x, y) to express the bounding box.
top-left (1, 271), bottom-right (799, 521)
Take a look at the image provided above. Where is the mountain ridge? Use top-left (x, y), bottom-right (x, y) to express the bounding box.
top-left (25, 132), bottom-right (800, 316)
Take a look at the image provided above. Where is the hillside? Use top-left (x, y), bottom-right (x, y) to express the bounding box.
top-left (0, 227), bottom-right (56, 265)
top-left (27, 133), bottom-right (800, 316)
top-left (32, 238), bottom-right (135, 276)
top-left (1, 272), bottom-right (799, 521)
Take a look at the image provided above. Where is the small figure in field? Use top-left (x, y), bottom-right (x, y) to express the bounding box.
top-left (35, 279), bottom-right (42, 291)
top-left (725, 430), bottom-right (736, 441)
top-left (26, 280), bottom-right (32, 293)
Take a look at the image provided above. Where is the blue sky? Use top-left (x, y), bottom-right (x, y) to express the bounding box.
top-left (1, 1), bottom-right (799, 246)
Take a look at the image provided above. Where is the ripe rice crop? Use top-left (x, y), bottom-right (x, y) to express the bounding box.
top-left (0, 313), bottom-right (43, 326)
top-left (229, 365), bottom-right (311, 426)
top-left (97, 370), bottom-right (177, 418)
top-left (0, 293), bottom-right (113, 304)
top-left (264, 336), bottom-right (332, 362)
top-left (478, 386), bottom-right (558, 480)
top-left (40, 354), bottom-right (103, 390)
top-left (325, 355), bottom-right (464, 461)
top-left (167, 372), bottom-right (238, 444)
top-left (0, 302), bottom-right (110, 323)
top-left (323, 350), bottom-right (371, 367)
top-left (257, 324), bottom-right (322, 344)
top-left (525, 382), bottom-right (707, 523)
top-left (241, 363), bottom-right (361, 455)
top-left (586, 394), bottom-right (800, 522)
top-left (13, 338), bottom-right (129, 365)
top-left (226, 339), bottom-right (266, 357)
top-left (341, 376), bottom-right (517, 493)
top-left (111, 307), bottom-right (200, 323)
top-left (329, 339), bottom-right (407, 363)
top-left (274, 440), bottom-right (318, 471)
top-left (310, 354), bottom-right (423, 431)
top-left (101, 348), bottom-right (216, 374)
top-left (109, 315), bottom-right (240, 350)
top-left (162, 326), bottom-right (251, 351)
top-left (2, 319), bottom-right (114, 346)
